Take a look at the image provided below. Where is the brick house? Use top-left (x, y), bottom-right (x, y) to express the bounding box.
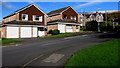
top-left (1, 3), bottom-right (48, 38)
top-left (47, 6), bottom-right (81, 33)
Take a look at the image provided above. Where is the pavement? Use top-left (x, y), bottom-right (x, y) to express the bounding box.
top-left (2, 32), bottom-right (116, 68)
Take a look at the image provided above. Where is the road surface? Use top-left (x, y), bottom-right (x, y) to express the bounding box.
top-left (2, 33), bottom-right (115, 67)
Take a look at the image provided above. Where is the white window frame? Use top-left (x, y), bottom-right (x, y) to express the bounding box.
top-left (70, 16), bottom-right (73, 20)
top-left (33, 15), bottom-right (42, 22)
top-left (22, 14), bottom-right (28, 21)
top-left (74, 16), bottom-right (76, 20)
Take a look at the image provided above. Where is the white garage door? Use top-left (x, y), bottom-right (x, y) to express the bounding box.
top-left (33, 27), bottom-right (37, 37)
top-left (58, 24), bottom-right (65, 33)
top-left (7, 26), bottom-right (19, 38)
top-left (21, 27), bottom-right (32, 38)
top-left (66, 25), bottom-right (73, 32)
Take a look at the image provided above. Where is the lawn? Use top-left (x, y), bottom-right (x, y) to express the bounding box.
top-left (44, 33), bottom-right (80, 38)
top-left (1, 38), bottom-right (22, 44)
top-left (65, 39), bottom-right (119, 67)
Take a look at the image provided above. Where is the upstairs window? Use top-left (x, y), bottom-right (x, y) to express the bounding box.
top-left (8, 17), bottom-right (11, 21)
top-left (63, 15), bottom-right (67, 19)
top-left (74, 16), bottom-right (76, 20)
top-left (22, 14), bottom-right (28, 21)
top-left (33, 15), bottom-right (42, 22)
top-left (70, 16), bottom-right (73, 20)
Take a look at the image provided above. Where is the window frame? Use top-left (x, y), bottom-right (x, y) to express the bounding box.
top-left (33, 15), bottom-right (42, 22)
top-left (63, 15), bottom-right (67, 19)
top-left (70, 16), bottom-right (73, 20)
top-left (22, 14), bottom-right (28, 21)
top-left (74, 16), bottom-right (76, 20)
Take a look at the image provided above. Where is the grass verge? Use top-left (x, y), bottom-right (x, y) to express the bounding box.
top-left (1, 38), bottom-right (22, 44)
top-left (65, 39), bottom-right (119, 67)
top-left (44, 33), bottom-right (80, 38)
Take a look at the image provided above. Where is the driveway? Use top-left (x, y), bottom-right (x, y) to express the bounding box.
top-left (2, 33), bottom-right (115, 67)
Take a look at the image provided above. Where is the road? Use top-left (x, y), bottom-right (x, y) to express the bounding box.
top-left (2, 33), bottom-right (115, 67)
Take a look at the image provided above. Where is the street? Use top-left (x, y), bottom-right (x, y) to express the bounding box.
top-left (2, 33), bottom-right (115, 67)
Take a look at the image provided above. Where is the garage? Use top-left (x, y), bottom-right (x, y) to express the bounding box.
top-left (2, 24), bottom-right (46, 38)
top-left (58, 24), bottom-right (65, 33)
top-left (6, 26), bottom-right (19, 38)
top-left (66, 25), bottom-right (73, 32)
top-left (20, 27), bottom-right (32, 38)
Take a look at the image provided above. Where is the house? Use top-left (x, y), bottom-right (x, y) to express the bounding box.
top-left (47, 6), bottom-right (81, 33)
top-left (1, 3), bottom-right (48, 38)
top-left (80, 12), bottom-right (104, 27)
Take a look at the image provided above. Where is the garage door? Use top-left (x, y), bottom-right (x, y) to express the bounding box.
top-left (7, 26), bottom-right (19, 38)
top-left (58, 24), bottom-right (65, 33)
top-left (66, 25), bottom-right (73, 32)
top-left (33, 27), bottom-right (37, 37)
top-left (21, 27), bottom-right (32, 38)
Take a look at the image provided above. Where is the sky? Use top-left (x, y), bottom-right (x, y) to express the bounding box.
top-left (0, 2), bottom-right (119, 22)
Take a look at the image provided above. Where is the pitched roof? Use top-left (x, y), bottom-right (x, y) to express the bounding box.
top-left (47, 6), bottom-right (70, 16)
top-left (3, 3), bottom-right (47, 19)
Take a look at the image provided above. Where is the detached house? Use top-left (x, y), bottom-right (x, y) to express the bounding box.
top-left (47, 6), bottom-right (81, 33)
top-left (80, 12), bottom-right (104, 26)
top-left (1, 4), bottom-right (48, 38)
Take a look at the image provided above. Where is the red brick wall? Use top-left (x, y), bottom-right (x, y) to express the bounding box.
top-left (19, 5), bottom-right (45, 25)
top-left (62, 8), bottom-right (78, 22)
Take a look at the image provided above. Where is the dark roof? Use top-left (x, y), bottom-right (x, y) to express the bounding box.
top-left (4, 20), bottom-right (44, 25)
top-left (47, 6), bottom-right (70, 15)
top-left (47, 19), bottom-right (79, 23)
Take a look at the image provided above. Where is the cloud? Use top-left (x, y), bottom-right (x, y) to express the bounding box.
top-left (27, 0), bottom-right (35, 4)
top-left (75, 2), bottom-right (96, 8)
top-left (74, 0), bottom-right (102, 9)
top-left (2, 2), bottom-right (14, 10)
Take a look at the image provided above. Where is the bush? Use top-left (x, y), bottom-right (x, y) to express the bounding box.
top-left (52, 30), bottom-right (60, 35)
top-left (48, 30), bottom-right (60, 35)
top-left (86, 21), bottom-right (98, 31)
top-left (48, 30), bottom-right (53, 34)
top-left (80, 27), bottom-right (86, 31)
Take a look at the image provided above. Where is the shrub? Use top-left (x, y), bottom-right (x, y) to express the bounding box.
top-left (52, 30), bottom-right (60, 35)
top-left (80, 27), bottom-right (86, 31)
top-left (48, 30), bottom-right (60, 35)
top-left (48, 30), bottom-right (53, 34)
top-left (86, 21), bottom-right (98, 31)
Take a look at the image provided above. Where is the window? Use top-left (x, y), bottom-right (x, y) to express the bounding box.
top-left (63, 15), bottom-right (67, 19)
top-left (70, 16), bottom-right (73, 20)
top-left (81, 19), bottom-right (83, 22)
top-left (8, 17), bottom-right (11, 21)
top-left (38, 27), bottom-right (44, 31)
top-left (74, 16), bottom-right (76, 20)
top-left (22, 14), bottom-right (28, 20)
top-left (33, 15), bottom-right (42, 22)
top-left (66, 24), bottom-right (72, 29)
top-left (76, 25), bottom-right (79, 29)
